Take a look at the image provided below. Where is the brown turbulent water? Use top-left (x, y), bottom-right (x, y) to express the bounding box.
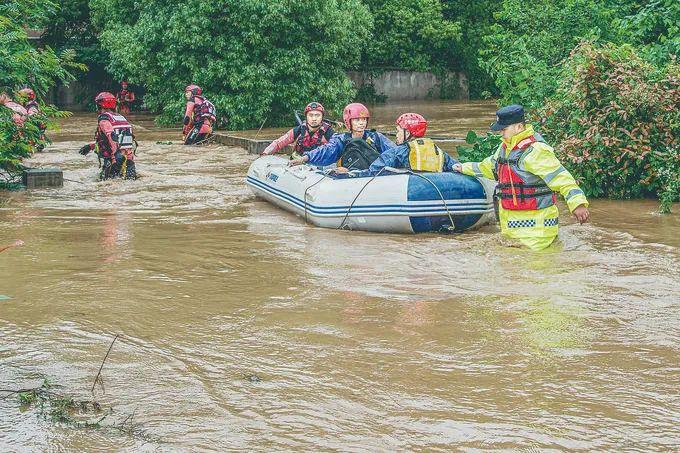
top-left (1, 101), bottom-right (678, 451)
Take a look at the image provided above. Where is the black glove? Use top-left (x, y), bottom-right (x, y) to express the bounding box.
top-left (79, 144), bottom-right (93, 155)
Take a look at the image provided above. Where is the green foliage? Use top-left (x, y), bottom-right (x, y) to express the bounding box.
top-left (0, 1), bottom-right (85, 97)
top-left (91, 0), bottom-right (373, 128)
top-left (619, 0), bottom-right (680, 67)
top-left (0, 0), bottom-right (79, 174)
top-left (42, 0), bottom-right (109, 78)
top-left (355, 83), bottom-right (388, 104)
top-left (443, 0), bottom-right (501, 98)
top-left (481, 0), bottom-right (624, 110)
top-left (360, 0), bottom-right (461, 72)
top-left (17, 378), bottom-right (108, 427)
top-left (456, 130), bottom-right (501, 163)
top-left (537, 42), bottom-right (679, 212)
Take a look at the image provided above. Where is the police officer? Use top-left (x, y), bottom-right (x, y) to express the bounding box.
top-left (453, 104), bottom-right (590, 250)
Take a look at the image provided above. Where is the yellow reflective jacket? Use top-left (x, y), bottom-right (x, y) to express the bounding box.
top-left (461, 125), bottom-right (589, 250)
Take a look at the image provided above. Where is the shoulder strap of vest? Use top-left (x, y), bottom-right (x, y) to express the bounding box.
top-left (98, 112), bottom-right (114, 122)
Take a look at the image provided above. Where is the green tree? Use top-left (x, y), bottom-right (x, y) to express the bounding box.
top-left (480, 0), bottom-right (625, 109)
top-left (91, 0), bottom-right (373, 128)
top-left (360, 0), bottom-right (461, 72)
top-left (1, 0), bottom-right (81, 177)
top-left (42, 0), bottom-right (110, 84)
top-left (618, 0), bottom-right (680, 66)
top-left (443, 0), bottom-right (501, 98)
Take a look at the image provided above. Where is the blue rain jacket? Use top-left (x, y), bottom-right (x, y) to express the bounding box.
top-left (303, 130), bottom-right (396, 166)
top-left (350, 143), bottom-right (459, 177)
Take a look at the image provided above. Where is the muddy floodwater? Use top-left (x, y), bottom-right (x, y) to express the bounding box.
top-left (1, 101), bottom-right (678, 450)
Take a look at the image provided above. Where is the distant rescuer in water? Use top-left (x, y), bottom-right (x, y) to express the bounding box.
top-left (116, 81), bottom-right (135, 115)
top-left (260, 102), bottom-right (335, 159)
top-left (182, 84), bottom-right (216, 145)
top-left (453, 104), bottom-right (590, 251)
top-left (78, 92), bottom-right (137, 180)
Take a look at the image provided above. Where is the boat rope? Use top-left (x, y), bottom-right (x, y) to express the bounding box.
top-left (338, 167), bottom-right (457, 232)
top-left (405, 171), bottom-right (457, 232)
top-left (303, 170), bottom-right (330, 224)
top-left (338, 167), bottom-right (387, 230)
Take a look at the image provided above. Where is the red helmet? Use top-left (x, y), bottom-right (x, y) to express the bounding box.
top-left (185, 84), bottom-right (202, 95)
top-left (18, 88), bottom-right (36, 100)
top-left (304, 102), bottom-right (325, 115)
top-left (95, 92), bottom-right (117, 109)
top-left (342, 103), bottom-right (370, 130)
top-left (396, 113), bottom-right (428, 138)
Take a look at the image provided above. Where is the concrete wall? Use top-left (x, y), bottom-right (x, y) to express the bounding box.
top-left (347, 70), bottom-right (468, 101)
top-left (50, 70), bottom-right (468, 109)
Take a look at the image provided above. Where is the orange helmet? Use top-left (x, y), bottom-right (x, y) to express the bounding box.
top-left (342, 103), bottom-right (370, 130)
top-left (396, 113), bottom-right (428, 138)
top-left (185, 84), bottom-right (202, 95)
top-left (18, 88), bottom-right (36, 100)
top-left (304, 102), bottom-right (325, 115)
top-left (95, 92), bottom-right (117, 109)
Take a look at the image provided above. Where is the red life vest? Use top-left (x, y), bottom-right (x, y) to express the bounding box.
top-left (95, 112), bottom-right (134, 158)
top-left (191, 96), bottom-right (217, 124)
top-left (494, 135), bottom-right (556, 211)
top-left (294, 122), bottom-right (332, 153)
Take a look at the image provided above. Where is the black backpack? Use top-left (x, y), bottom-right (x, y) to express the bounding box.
top-left (337, 137), bottom-right (381, 171)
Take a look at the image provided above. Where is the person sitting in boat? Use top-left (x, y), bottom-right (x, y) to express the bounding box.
top-left (17, 88), bottom-right (47, 151)
top-left (78, 92), bottom-right (137, 180)
top-left (183, 84), bottom-right (217, 145)
top-left (116, 81), bottom-right (135, 115)
top-left (288, 102), bottom-right (395, 170)
top-left (345, 113), bottom-right (459, 177)
top-left (261, 102), bottom-right (335, 158)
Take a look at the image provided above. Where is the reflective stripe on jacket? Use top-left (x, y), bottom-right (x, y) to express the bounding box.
top-left (460, 124), bottom-right (588, 250)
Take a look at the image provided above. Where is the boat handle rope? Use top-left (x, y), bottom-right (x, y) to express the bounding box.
top-left (338, 167), bottom-right (456, 232)
top-left (303, 172), bottom-right (330, 224)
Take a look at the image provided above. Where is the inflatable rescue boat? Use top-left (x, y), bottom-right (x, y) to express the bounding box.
top-left (246, 156), bottom-right (495, 233)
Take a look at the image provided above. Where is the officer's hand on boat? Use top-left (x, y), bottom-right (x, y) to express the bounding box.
top-left (572, 205), bottom-right (590, 224)
top-left (288, 155), bottom-right (309, 166)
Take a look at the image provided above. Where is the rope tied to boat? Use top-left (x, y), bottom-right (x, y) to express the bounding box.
top-left (338, 167), bottom-right (457, 232)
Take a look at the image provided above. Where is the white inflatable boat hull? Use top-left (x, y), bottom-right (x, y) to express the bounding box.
top-left (246, 156), bottom-right (495, 234)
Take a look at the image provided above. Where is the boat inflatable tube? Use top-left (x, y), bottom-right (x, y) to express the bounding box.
top-left (246, 156), bottom-right (496, 234)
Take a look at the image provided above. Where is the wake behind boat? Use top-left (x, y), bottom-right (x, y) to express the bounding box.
top-left (246, 156), bottom-right (496, 233)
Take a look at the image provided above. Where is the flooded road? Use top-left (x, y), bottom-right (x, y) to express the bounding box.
top-left (1, 102), bottom-right (679, 450)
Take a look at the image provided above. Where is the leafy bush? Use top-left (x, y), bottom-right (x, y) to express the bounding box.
top-left (538, 42), bottom-right (679, 212)
top-left (1, 0), bottom-right (81, 177)
top-left (480, 0), bottom-right (625, 109)
top-left (355, 83), bottom-right (388, 104)
top-left (91, 0), bottom-right (373, 128)
top-left (456, 130), bottom-right (501, 163)
top-left (360, 0), bottom-right (461, 72)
